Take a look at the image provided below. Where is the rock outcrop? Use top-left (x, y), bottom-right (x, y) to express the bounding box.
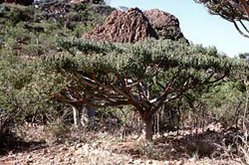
top-left (84, 8), bottom-right (158, 43)
top-left (84, 8), bottom-right (186, 43)
top-left (144, 9), bottom-right (184, 40)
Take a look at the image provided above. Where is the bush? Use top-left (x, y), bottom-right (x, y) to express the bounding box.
top-left (0, 53), bottom-right (67, 138)
top-left (203, 81), bottom-right (246, 126)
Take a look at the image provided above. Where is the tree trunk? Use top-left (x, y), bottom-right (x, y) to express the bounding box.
top-left (80, 106), bottom-right (89, 127)
top-left (141, 111), bottom-right (153, 141)
top-left (144, 117), bottom-right (153, 141)
top-left (72, 106), bottom-right (80, 128)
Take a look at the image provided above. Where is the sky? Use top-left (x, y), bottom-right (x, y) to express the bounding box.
top-left (109, 0), bottom-right (249, 57)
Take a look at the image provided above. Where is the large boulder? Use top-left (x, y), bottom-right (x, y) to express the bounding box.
top-left (84, 7), bottom-right (186, 43)
top-left (84, 8), bottom-right (159, 43)
top-left (144, 9), bottom-right (185, 40)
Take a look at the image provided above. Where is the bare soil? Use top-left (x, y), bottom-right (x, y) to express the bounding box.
top-left (0, 123), bottom-right (247, 165)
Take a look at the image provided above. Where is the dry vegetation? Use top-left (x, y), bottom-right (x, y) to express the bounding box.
top-left (1, 122), bottom-right (249, 164)
top-left (0, 1), bottom-right (249, 165)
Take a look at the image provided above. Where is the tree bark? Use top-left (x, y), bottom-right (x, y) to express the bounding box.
top-left (72, 106), bottom-right (79, 128)
top-left (239, 0), bottom-right (249, 18)
top-left (80, 106), bottom-right (89, 127)
top-left (144, 117), bottom-right (153, 141)
top-left (141, 111), bottom-right (153, 141)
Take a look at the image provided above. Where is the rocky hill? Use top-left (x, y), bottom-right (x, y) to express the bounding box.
top-left (84, 7), bottom-right (187, 43)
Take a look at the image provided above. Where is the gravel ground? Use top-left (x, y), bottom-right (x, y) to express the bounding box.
top-left (0, 123), bottom-right (247, 165)
top-left (0, 140), bottom-right (245, 165)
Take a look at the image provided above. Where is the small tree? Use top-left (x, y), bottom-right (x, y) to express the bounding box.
top-left (0, 53), bottom-right (64, 138)
top-left (43, 39), bottom-right (247, 140)
top-left (195, 0), bottom-right (249, 38)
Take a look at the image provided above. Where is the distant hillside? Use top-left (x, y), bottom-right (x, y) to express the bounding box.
top-left (0, 0), bottom-right (114, 56)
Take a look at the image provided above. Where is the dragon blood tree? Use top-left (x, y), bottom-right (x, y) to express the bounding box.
top-left (43, 39), bottom-right (247, 140)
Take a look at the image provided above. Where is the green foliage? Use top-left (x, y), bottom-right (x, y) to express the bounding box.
top-left (55, 39), bottom-right (247, 79)
top-left (47, 39), bottom-right (248, 122)
top-left (0, 2), bottom-right (109, 138)
top-left (0, 5), bottom-right (35, 24)
top-left (0, 53), bottom-right (68, 136)
top-left (52, 39), bottom-right (249, 139)
top-left (0, 2), bottom-right (248, 141)
top-left (239, 52), bottom-right (249, 60)
top-left (204, 81), bottom-right (246, 123)
top-left (0, 2), bottom-right (106, 57)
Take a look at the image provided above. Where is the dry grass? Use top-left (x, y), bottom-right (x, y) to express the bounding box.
top-left (1, 122), bottom-right (249, 164)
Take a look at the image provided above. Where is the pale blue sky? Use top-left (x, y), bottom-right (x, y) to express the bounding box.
top-left (109, 0), bottom-right (249, 57)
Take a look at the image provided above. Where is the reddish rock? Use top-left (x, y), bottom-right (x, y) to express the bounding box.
top-left (84, 8), bottom-right (159, 43)
top-left (84, 7), bottom-right (186, 43)
top-left (144, 9), bottom-right (185, 40)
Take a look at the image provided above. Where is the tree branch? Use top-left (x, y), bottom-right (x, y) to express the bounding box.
top-left (239, 20), bottom-right (249, 33)
top-left (77, 72), bottom-right (150, 111)
top-left (239, 0), bottom-right (249, 19)
top-left (233, 21), bottom-right (249, 38)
